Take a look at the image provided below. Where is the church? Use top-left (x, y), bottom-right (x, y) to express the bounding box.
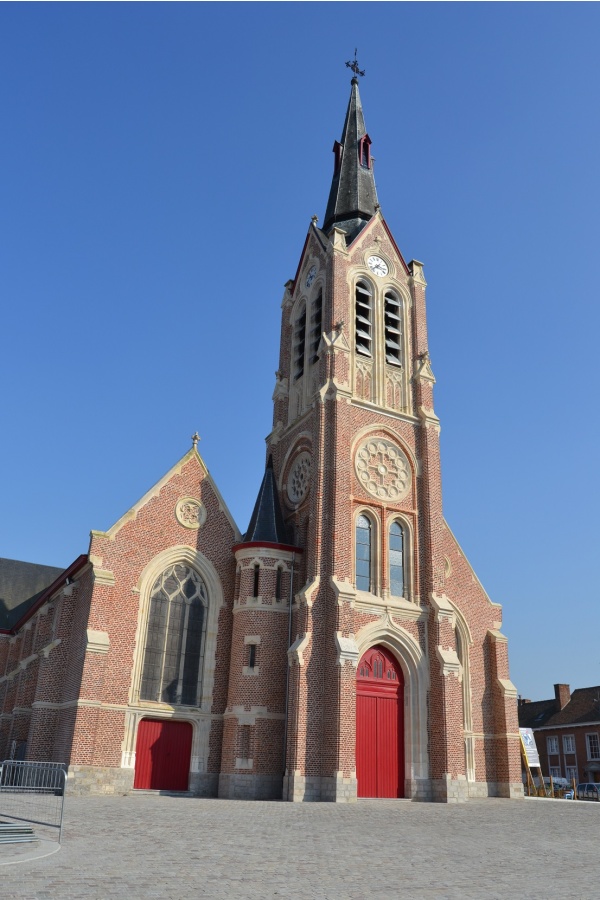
top-left (0, 71), bottom-right (522, 802)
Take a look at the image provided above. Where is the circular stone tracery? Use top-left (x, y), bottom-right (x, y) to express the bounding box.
top-left (355, 438), bottom-right (411, 501)
top-left (175, 497), bottom-right (206, 529)
top-left (287, 452), bottom-right (311, 504)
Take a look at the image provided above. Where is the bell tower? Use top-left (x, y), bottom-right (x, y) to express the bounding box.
top-left (243, 64), bottom-right (522, 803)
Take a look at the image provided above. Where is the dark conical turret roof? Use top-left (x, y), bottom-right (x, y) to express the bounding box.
top-left (323, 77), bottom-right (379, 242)
top-left (243, 456), bottom-right (290, 544)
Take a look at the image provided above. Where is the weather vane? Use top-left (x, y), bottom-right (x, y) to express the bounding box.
top-left (345, 49), bottom-right (365, 79)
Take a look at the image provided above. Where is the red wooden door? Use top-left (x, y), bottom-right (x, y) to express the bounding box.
top-left (133, 719), bottom-right (193, 791)
top-left (356, 645), bottom-right (404, 798)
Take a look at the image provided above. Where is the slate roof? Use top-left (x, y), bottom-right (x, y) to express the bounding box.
top-left (243, 457), bottom-right (291, 545)
top-left (323, 77), bottom-right (379, 242)
top-left (0, 557), bottom-right (66, 631)
top-left (519, 687), bottom-right (600, 729)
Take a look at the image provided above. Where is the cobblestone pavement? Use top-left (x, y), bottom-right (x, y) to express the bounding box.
top-left (0, 795), bottom-right (597, 899)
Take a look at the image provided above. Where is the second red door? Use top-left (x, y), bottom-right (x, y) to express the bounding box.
top-left (133, 718), bottom-right (192, 791)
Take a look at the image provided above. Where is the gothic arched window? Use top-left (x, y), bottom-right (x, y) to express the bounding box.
top-left (389, 521), bottom-right (405, 597)
top-left (355, 514), bottom-right (373, 592)
top-left (140, 564), bottom-right (208, 706)
top-left (384, 291), bottom-right (402, 367)
top-left (355, 281), bottom-right (372, 358)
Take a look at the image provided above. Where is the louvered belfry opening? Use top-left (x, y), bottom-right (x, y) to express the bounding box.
top-left (310, 290), bottom-right (323, 364)
top-left (294, 306), bottom-right (306, 380)
top-left (355, 281), bottom-right (372, 357)
top-left (384, 291), bottom-right (402, 366)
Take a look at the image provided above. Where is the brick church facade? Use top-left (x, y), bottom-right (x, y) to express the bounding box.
top-left (0, 76), bottom-right (522, 802)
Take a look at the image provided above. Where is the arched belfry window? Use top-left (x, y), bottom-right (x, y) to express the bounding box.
top-left (294, 304), bottom-right (306, 380)
top-left (389, 521), bottom-right (405, 597)
top-left (384, 292), bottom-right (402, 367)
top-left (310, 290), bottom-right (323, 364)
top-left (140, 564), bottom-right (208, 706)
top-left (359, 135), bottom-right (372, 169)
top-left (355, 281), bottom-right (372, 358)
top-left (356, 514), bottom-right (372, 592)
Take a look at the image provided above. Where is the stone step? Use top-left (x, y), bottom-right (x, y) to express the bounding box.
top-left (0, 821), bottom-right (37, 844)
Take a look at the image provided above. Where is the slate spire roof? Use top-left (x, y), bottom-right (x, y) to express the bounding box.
top-left (243, 456), bottom-right (290, 545)
top-left (323, 77), bottom-right (379, 242)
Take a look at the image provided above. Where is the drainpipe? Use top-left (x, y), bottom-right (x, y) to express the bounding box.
top-left (282, 554), bottom-right (295, 778)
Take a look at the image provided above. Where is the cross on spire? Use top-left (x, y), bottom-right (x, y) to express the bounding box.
top-left (345, 49), bottom-right (365, 79)
top-left (191, 432), bottom-right (200, 448)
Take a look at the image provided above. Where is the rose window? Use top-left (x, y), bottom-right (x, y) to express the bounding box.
top-left (355, 439), bottom-right (410, 501)
top-left (287, 452), bottom-right (311, 504)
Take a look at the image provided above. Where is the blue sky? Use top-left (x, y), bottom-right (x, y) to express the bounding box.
top-left (1, 3), bottom-right (599, 700)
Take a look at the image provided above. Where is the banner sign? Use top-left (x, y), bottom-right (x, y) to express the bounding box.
top-left (520, 727), bottom-right (541, 767)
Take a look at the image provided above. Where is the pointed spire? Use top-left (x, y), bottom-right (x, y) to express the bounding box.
top-left (243, 456), bottom-right (290, 544)
top-left (323, 77), bottom-right (379, 242)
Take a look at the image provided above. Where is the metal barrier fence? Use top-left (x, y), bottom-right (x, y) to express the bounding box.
top-left (0, 760), bottom-right (67, 842)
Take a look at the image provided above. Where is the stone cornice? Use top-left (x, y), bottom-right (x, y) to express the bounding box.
top-left (334, 632), bottom-right (359, 667)
top-left (330, 577), bottom-right (356, 608)
top-left (288, 632), bottom-right (310, 666)
top-left (436, 646), bottom-right (461, 679)
top-left (430, 593), bottom-right (456, 626)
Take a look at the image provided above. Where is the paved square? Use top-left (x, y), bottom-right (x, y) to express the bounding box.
top-left (0, 796), bottom-right (597, 898)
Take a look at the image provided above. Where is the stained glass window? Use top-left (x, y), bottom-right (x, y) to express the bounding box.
top-left (389, 521), bottom-right (404, 598)
top-left (140, 564), bottom-right (208, 706)
top-left (356, 514), bottom-right (372, 592)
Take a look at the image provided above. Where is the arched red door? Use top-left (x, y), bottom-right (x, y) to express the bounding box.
top-left (356, 645), bottom-right (404, 798)
top-left (133, 719), bottom-right (192, 791)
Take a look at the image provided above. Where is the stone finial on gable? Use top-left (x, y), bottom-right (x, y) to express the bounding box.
top-left (332, 227), bottom-right (348, 254)
top-left (409, 259), bottom-right (427, 286)
top-left (415, 350), bottom-right (436, 384)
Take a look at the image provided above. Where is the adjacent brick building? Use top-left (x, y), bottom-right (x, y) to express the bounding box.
top-left (0, 74), bottom-right (522, 802)
top-left (519, 684), bottom-right (600, 785)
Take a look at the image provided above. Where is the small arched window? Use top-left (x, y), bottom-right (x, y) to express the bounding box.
top-left (310, 290), bottom-right (323, 364)
top-left (356, 514), bottom-right (372, 592)
top-left (359, 135), bottom-right (372, 169)
top-left (294, 305), bottom-right (306, 380)
top-left (384, 292), bottom-right (402, 367)
top-left (355, 281), bottom-right (372, 358)
top-left (140, 564), bottom-right (208, 706)
top-left (389, 521), bottom-right (404, 597)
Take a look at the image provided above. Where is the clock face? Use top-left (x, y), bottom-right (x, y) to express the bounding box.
top-left (367, 255), bottom-right (388, 277)
top-left (305, 265), bottom-right (317, 288)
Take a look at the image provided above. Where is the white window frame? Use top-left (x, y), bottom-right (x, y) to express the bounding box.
top-left (549, 766), bottom-right (561, 780)
top-left (565, 765), bottom-right (578, 784)
top-left (586, 732), bottom-right (600, 760)
top-left (354, 508), bottom-right (380, 596)
top-left (546, 735), bottom-right (559, 756)
top-left (563, 734), bottom-right (576, 754)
